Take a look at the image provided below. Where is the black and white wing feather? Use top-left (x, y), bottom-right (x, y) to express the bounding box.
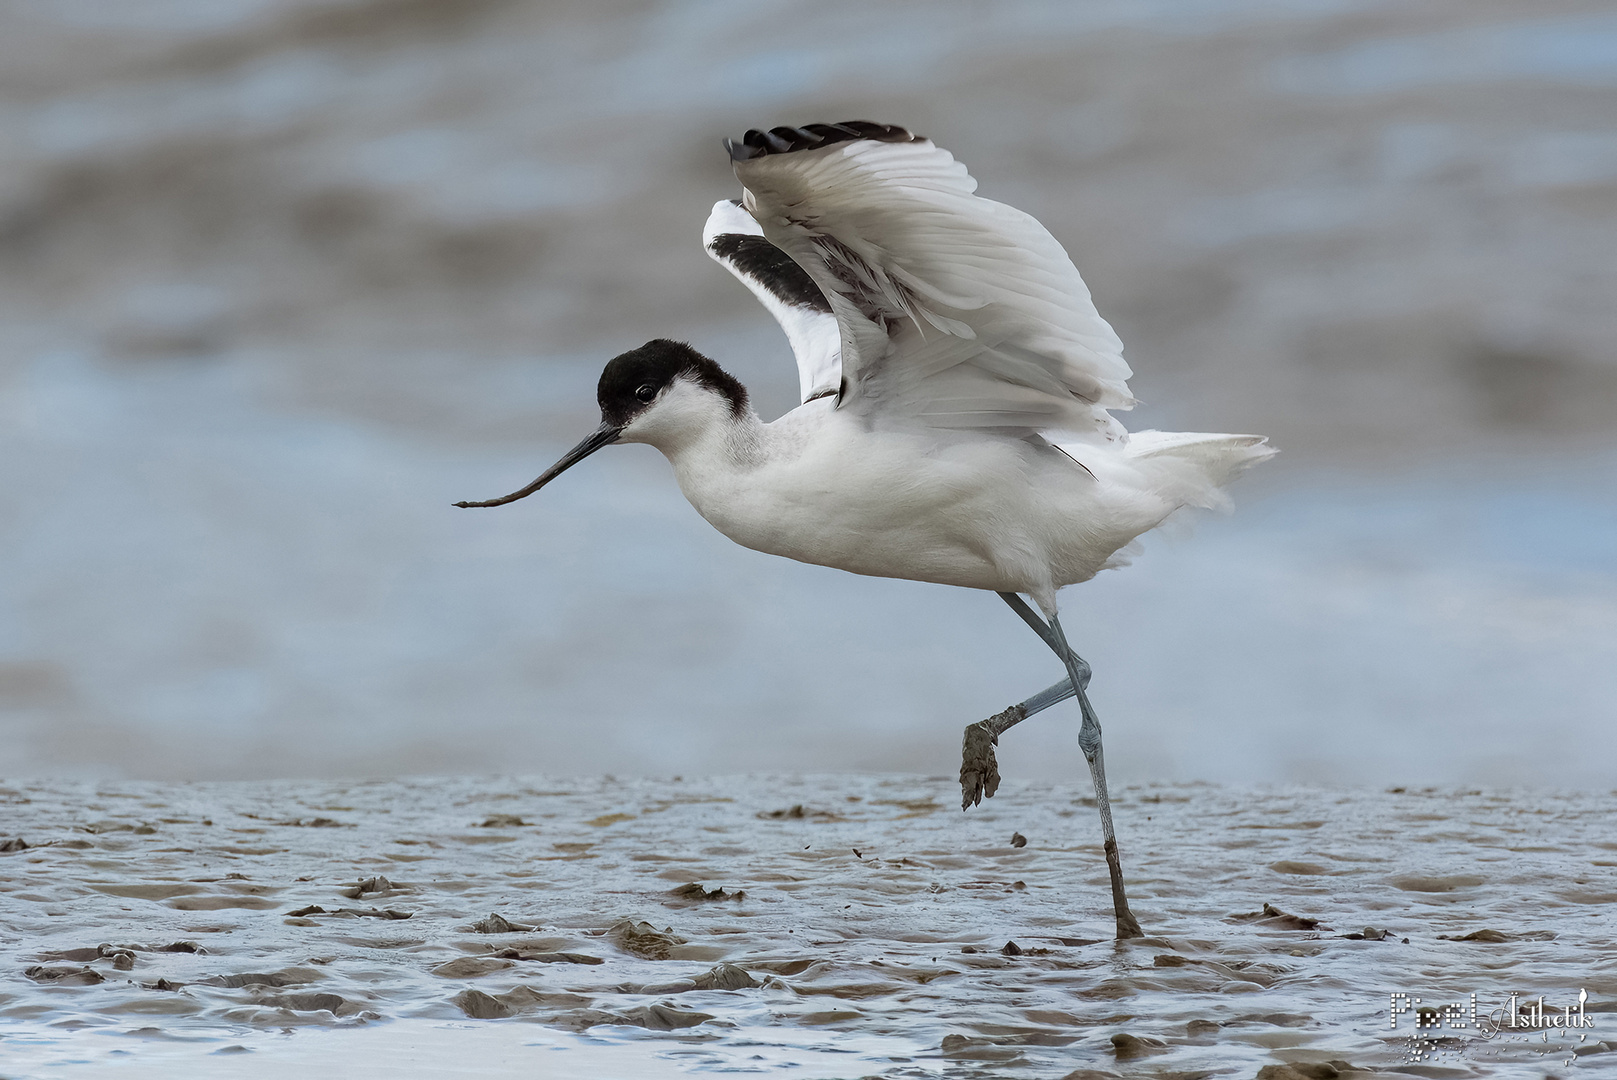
top-left (726, 121), bottom-right (1135, 443)
top-left (703, 199), bottom-right (841, 404)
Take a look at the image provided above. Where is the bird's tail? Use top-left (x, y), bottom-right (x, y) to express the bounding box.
top-left (1121, 430), bottom-right (1276, 512)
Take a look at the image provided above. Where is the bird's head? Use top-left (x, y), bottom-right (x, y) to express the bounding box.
top-left (454, 339), bottom-right (748, 509)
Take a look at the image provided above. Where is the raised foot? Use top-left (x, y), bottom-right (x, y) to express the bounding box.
top-left (959, 721), bottom-right (1001, 810)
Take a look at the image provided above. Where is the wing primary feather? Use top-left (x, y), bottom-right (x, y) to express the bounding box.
top-left (731, 123), bottom-right (1137, 442)
top-left (729, 120), bottom-right (920, 161)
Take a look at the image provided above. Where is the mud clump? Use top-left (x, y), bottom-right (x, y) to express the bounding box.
top-left (1109, 1032), bottom-right (1166, 1058)
top-left (39, 944), bottom-right (137, 965)
top-left (340, 875), bottom-right (401, 899)
top-left (1269, 860), bottom-right (1329, 875)
top-left (670, 882), bottom-right (745, 902)
top-left (284, 904), bottom-right (412, 919)
top-left (1389, 874), bottom-right (1486, 893)
top-left (24, 965), bottom-right (105, 985)
top-left (604, 919), bottom-right (686, 959)
top-left (1231, 903), bottom-right (1325, 930)
top-left (455, 985), bottom-right (593, 1019)
top-left (693, 963), bottom-right (758, 990)
top-left (940, 1033), bottom-right (1024, 1062)
top-left (562, 1003), bottom-right (713, 1030)
top-left (489, 948), bottom-right (604, 966)
top-left (202, 968), bottom-right (322, 988)
top-left (1255, 1062), bottom-right (1371, 1079)
top-left (1234, 1013), bottom-right (1312, 1028)
top-left (758, 804), bottom-right (840, 821)
top-left (262, 992), bottom-right (356, 1015)
top-left (154, 941), bottom-right (206, 954)
top-left (943, 1032), bottom-right (1079, 1057)
top-left (431, 957), bottom-right (513, 978)
top-left (456, 988), bottom-right (514, 1019)
top-left (469, 912), bottom-right (535, 934)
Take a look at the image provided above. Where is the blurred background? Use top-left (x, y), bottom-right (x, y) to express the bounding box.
top-left (0, 0), bottom-right (1613, 786)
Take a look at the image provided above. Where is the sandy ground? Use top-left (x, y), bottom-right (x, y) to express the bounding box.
top-left (2, 775), bottom-right (1614, 1078)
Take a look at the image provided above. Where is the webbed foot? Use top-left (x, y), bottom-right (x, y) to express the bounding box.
top-left (960, 721), bottom-right (999, 810)
top-left (960, 709), bottom-right (1018, 810)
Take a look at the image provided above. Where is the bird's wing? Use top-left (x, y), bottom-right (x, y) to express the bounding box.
top-left (703, 199), bottom-right (842, 404)
top-left (728, 121), bottom-right (1135, 443)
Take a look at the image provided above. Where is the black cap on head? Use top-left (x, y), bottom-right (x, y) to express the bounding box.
top-left (597, 339), bottom-right (748, 427)
top-left (453, 340), bottom-right (746, 510)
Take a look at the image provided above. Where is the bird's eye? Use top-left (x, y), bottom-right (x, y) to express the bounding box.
top-left (634, 383), bottom-right (658, 403)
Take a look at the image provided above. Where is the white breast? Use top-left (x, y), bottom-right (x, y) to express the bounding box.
top-left (667, 405), bottom-right (1068, 595)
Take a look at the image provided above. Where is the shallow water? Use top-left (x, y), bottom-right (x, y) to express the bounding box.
top-left (2, 775), bottom-right (1612, 1077)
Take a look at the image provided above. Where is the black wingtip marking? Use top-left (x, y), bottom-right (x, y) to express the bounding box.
top-left (708, 233), bottom-right (832, 313)
top-left (728, 121), bottom-right (920, 162)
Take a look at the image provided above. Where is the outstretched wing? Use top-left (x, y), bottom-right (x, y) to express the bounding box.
top-left (728, 121), bottom-right (1135, 444)
top-left (702, 199), bottom-right (842, 404)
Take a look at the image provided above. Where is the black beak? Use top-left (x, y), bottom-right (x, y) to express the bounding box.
top-left (454, 422), bottom-right (622, 508)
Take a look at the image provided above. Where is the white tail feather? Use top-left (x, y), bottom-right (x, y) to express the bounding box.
top-left (1123, 429), bottom-right (1276, 512)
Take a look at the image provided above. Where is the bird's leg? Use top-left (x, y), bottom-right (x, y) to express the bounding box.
top-left (962, 592), bottom-right (1092, 808)
top-left (1044, 609), bottom-right (1143, 940)
top-left (960, 679), bottom-right (1076, 809)
top-left (960, 594), bottom-right (1143, 938)
top-left (998, 592), bottom-right (1081, 674)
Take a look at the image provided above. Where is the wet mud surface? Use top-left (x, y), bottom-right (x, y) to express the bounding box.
top-left (1, 776), bottom-right (1613, 1077)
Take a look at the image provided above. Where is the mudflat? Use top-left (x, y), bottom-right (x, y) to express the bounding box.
top-left (2, 775), bottom-right (1611, 1076)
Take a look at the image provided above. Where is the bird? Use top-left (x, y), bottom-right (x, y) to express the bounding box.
top-left (456, 121), bottom-right (1274, 939)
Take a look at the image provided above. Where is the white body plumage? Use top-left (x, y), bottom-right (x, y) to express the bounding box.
top-left (621, 376), bottom-right (1268, 615)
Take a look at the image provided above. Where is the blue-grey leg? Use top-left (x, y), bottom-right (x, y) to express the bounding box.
top-left (960, 592), bottom-right (1084, 809)
top-left (1045, 610), bottom-right (1142, 939)
top-left (957, 592), bottom-right (1143, 939)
